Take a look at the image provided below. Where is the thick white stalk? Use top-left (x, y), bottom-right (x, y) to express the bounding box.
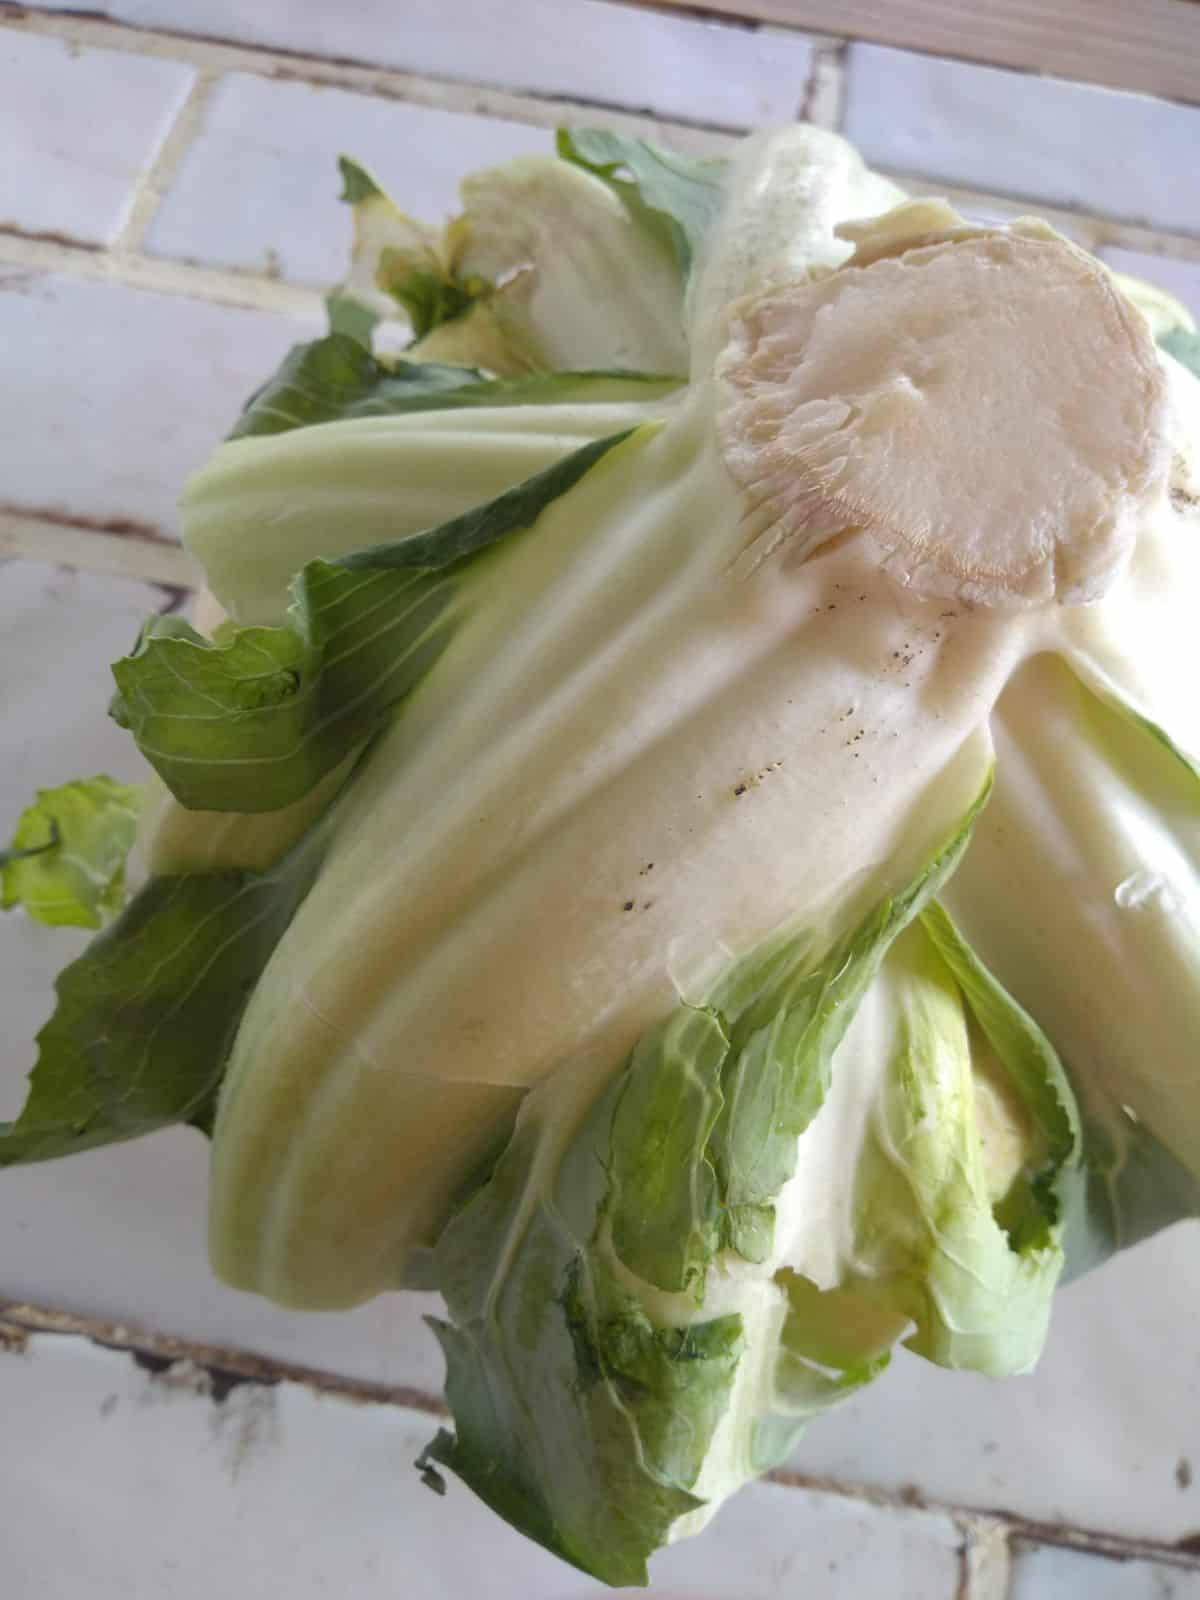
top-left (209, 399), bottom-right (1025, 1308)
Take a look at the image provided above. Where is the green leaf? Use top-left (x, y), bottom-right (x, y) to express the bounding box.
top-left (605, 1004), bottom-right (729, 1300)
top-left (335, 153), bottom-right (497, 348)
top-left (230, 336), bottom-right (486, 439)
top-left (0, 821), bottom-right (328, 1166)
top-left (1161, 326), bottom-right (1200, 380)
top-left (850, 907), bottom-right (1083, 1374)
top-left (1, 777), bottom-right (143, 929)
top-left (605, 774), bottom-right (995, 1298)
top-left (113, 430), bottom-right (638, 812)
top-left (324, 292), bottom-right (380, 349)
top-left (920, 900), bottom-right (1079, 1177)
top-left (427, 1093), bottom-right (741, 1588)
top-left (942, 649), bottom-right (1200, 1272)
top-left (749, 907), bottom-right (1081, 1393)
top-left (385, 266), bottom-right (477, 342)
top-left (423, 777), bottom-right (1009, 1581)
top-left (110, 564), bottom-right (455, 814)
top-left (556, 127), bottom-right (727, 274)
top-left (752, 1272), bottom-right (895, 1469)
top-left (337, 154), bottom-right (382, 205)
top-left (229, 332), bottom-right (681, 440)
top-left (713, 775), bottom-right (994, 1266)
top-left (1064, 1111), bottom-right (1200, 1280)
top-left (0, 823), bottom-right (59, 868)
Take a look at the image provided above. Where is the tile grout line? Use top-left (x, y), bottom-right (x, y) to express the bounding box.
top-left (0, 1299), bottom-right (448, 1416)
top-left (112, 66), bottom-right (220, 258)
top-left (0, 510), bottom-right (200, 587)
top-left (0, 228), bottom-right (322, 317)
top-left (767, 1462), bottom-right (1200, 1578)
top-left (956, 1515), bottom-right (1011, 1600)
top-left (798, 37), bottom-right (846, 130)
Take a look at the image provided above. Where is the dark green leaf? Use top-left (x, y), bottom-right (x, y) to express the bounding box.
top-left (324, 292), bottom-right (380, 348)
top-left (338, 154), bottom-right (382, 205)
top-left (427, 1100), bottom-right (738, 1588)
top-left (602, 776), bottom-right (996, 1297)
top-left (0, 821), bottom-right (59, 869)
top-left (711, 776), bottom-right (992, 1264)
top-left (229, 332), bottom-right (680, 440)
top-left (556, 127), bottom-right (727, 274)
top-left (1064, 1112), bottom-right (1200, 1281)
top-left (229, 335), bottom-right (486, 439)
top-left (111, 430), bottom-right (636, 812)
top-left (110, 563), bottom-right (455, 813)
top-left (384, 265), bottom-right (477, 341)
top-left (423, 778), bottom-right (1002, 1580)
top-left (0, 823), bottom-right (327, 1165)
top-left (414, 1452), bottom-right (447, 1496)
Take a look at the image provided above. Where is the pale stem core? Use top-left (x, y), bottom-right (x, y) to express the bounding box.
top-left (717, 219), bottom-right (1169, 609)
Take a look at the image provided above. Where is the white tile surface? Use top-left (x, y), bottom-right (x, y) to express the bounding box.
top-left (0, 559), bottom-right (155, 801)
top-left (0, 1125), bottom-right (447, 1396)
top-left (0, 272), bottom-right (318, 534)
top-left (1010, 1540), bottom-right (1200, 1598)
top-left (843, 44), bottom-right (1200, 235)
top-left (0, 1328), bottom-right (966, 1598)
top-left (146, 74), bottom-right (550, 286)
top-left (0, 30), bottom-right (194, 247)
top-left (51, 0), bottom-right (812, 128)
top-left (1100, 248), bottom-right (1200, 319)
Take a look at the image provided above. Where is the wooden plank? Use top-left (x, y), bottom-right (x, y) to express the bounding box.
top-left (623, 0), bottom-right (1200, 107)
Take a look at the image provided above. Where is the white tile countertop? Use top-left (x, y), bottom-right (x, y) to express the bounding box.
top-left (2, 2), bottom-right (1200, 1596)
